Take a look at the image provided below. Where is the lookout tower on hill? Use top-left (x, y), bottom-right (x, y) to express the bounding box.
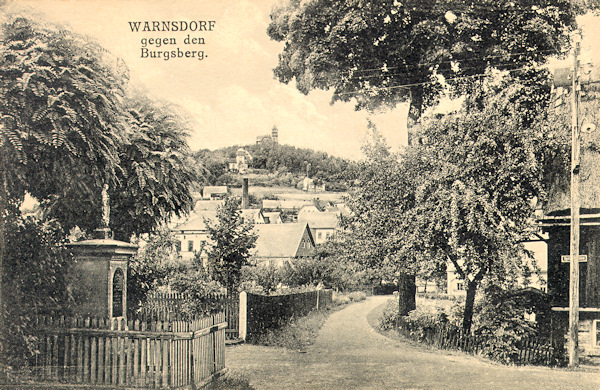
top-left (256, 125), bottom-right (279, 145)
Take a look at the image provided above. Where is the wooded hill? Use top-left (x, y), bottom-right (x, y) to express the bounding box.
top-left (193, 143), bottom-right (359, 191)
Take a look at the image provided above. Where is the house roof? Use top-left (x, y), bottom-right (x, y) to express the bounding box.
top-left (202, 186), bottom-right (228, 196)
top-left (253, 223), bottom-right (310, 258)
top-left (545, 96), bottom-right (600, 213)
top-left (262, 199), bottom-right (311, 210)
top-left (298, 212), bottom-right (339, 229)
top-left (261, 211), bottom-right (282, 222)
top-left (173, 210), bottom-right (217, 231)
top-left (312, 199), bottom-right (336, 212)
top-left (240, 208), bottom-right (261, 222)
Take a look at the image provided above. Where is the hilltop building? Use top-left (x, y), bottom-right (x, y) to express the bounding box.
top-left (256, 126), bottom-right (279, 145)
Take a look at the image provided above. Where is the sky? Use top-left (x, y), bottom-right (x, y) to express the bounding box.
top-left (14, 0), bottom-right (408, 160)
top-left (11, 1), bottom-right (600, 160)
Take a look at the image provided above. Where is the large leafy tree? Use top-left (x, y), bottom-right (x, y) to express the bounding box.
top-left (109, 96), bottom-right (198, 241)
top-left (0, 10), bottom-right (129, 353)
top-left (35, 95), bottom-right (199, 241)
top-left (0, 13), bottom-right (128, 204)
top-left (205, 197), bottom-right (257, 294)
top-left (399, 71), bottom-right (554, 331)
top-left (268, 0), bottom-right (576, 128)
top-left (344, 127), bottom-right (420, 315)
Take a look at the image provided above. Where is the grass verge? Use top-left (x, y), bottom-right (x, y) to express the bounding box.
top-left (207, 369), bottom-right (256, 390)
top-left (250, 291), bottom-right (367, 351)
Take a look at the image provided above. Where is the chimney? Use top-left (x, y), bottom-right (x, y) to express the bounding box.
top-left (242, 178), bottom-right (249, 209)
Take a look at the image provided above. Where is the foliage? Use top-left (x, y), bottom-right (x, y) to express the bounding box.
top-left (205, 197), bottom-right (257, 293)
top-left (472, 286), bottom-right (545, 363)
top-left (0, 8), bottom-right (198, 241)
top-left (0, 10), bottom-right (128, 206)
top-left (168, 266), bottom-right (224, 316)
top-left (250, 304), bottom-right (338, 351)
top-left (399, 71), bottom-right (554, 331)
top-left (378, 298), bottom-right (401, 331)
top-left (240, 264), bottom-right (282, 294)
top-left (345, 129), bottom-right (415, 278)
top-left (347, 291), bottom-right (367, 302)
top-left (267, 0), bottom-right (576, 130)
top-left (127, 228), bottom-right (185, 316)
top-left (110, 96), bottom-right (198, 240)
top-left (193, 142), bottom-right (359, 188)
top-left (1, 213), bottom-right (70, 369)
top-left (343, 127), bottom-right (419, 314)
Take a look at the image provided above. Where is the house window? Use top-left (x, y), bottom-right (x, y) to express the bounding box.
top-left (175, 240), bottom-right (182, 252)
top-left (188, 240), bottom-right (194, 252)
top-left (317, 232), bottom-right (323, 240)
top-left (456, 282), bottom-right (464, 291)
top-left (594, 320), bottom-right (600, 347)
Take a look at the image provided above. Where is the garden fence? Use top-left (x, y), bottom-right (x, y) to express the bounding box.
top-left (29, 313), bottom-right (226, 389)
top-left (143, 291), bottom-right (239, 339)
top-left (244, 289), bottom-right (333, 338)
top-left (395, 317), bottom-right (561, 366)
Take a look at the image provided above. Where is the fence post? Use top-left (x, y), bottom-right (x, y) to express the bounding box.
top-left (239, 292), bottom-right (247, 341)
top-left (316, 290), bottom-right (320, 311)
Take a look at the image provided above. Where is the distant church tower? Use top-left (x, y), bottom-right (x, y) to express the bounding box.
top-left (271, 125), bottom-right (278, 144)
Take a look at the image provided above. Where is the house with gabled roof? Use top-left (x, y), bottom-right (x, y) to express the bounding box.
top-left (252, 223), bottom-right (316, 267)
top-left (297, 211), bottom-right (340, 244)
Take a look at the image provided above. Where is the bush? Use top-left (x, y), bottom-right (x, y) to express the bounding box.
top-left (472, 287), bottom-right (542, 364)
top-left (207, 370), bottom-right (255, 390)
top-left (128, 228), bottom-right (185, 316)
top-left (240, 264), bottom-right (282, 294)
top-left (250, 306), bottom-right (336, 350)
top-left (379, 299), bottom-right (400, 330)
top-left (2, 216), bottom-right (71, 372)
top-left (332, 292), bottom-right (350, 306)
top-left (348, 291), bottom-right (367, 302)
top-left (168, 266), bottom-right (224, 316)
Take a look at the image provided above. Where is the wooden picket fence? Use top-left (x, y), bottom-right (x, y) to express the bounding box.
top-left (144, 291), bottom-right (240, 340)
top-left (30, 313), bottom-right (226, 389)
top-left (395, 318), bottom-right (559, 366)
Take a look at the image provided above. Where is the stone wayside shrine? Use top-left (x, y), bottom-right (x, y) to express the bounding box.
top-left (67, 238), bottom-right (137, 321)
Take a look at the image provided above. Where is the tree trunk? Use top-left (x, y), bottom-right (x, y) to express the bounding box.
top-left (462, 279), bottom-right (478, 333)
top-left (406, 85), bottom-right (423, 146)
top-left (397, 272), bottom-right (416, 316)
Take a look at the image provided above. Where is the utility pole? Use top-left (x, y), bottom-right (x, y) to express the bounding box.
top-left (568, 33), bottom-right (581, 368)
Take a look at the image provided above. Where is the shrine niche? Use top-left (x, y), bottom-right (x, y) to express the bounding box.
top-left (67, 239), bottom-right (137, 320)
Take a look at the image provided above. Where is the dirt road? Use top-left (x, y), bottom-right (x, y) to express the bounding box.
top-left (226, 296), bottom-right (600, 389)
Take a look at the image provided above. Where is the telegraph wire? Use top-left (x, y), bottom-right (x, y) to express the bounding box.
top-left (332, 64), bottom-right (545, 97)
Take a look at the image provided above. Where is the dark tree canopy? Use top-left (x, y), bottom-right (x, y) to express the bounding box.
top-left (0, 13), bottom-right (128, 204)
top-left (268, 0), bottom-right (576, 126)
top-left (110, 96), bottom-right (198, 240)
top-left (0, 10), bottom-right (198, 241)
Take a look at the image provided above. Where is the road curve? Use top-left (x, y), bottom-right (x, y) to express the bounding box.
top-left (226, 295), bottom-right (600, 389)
